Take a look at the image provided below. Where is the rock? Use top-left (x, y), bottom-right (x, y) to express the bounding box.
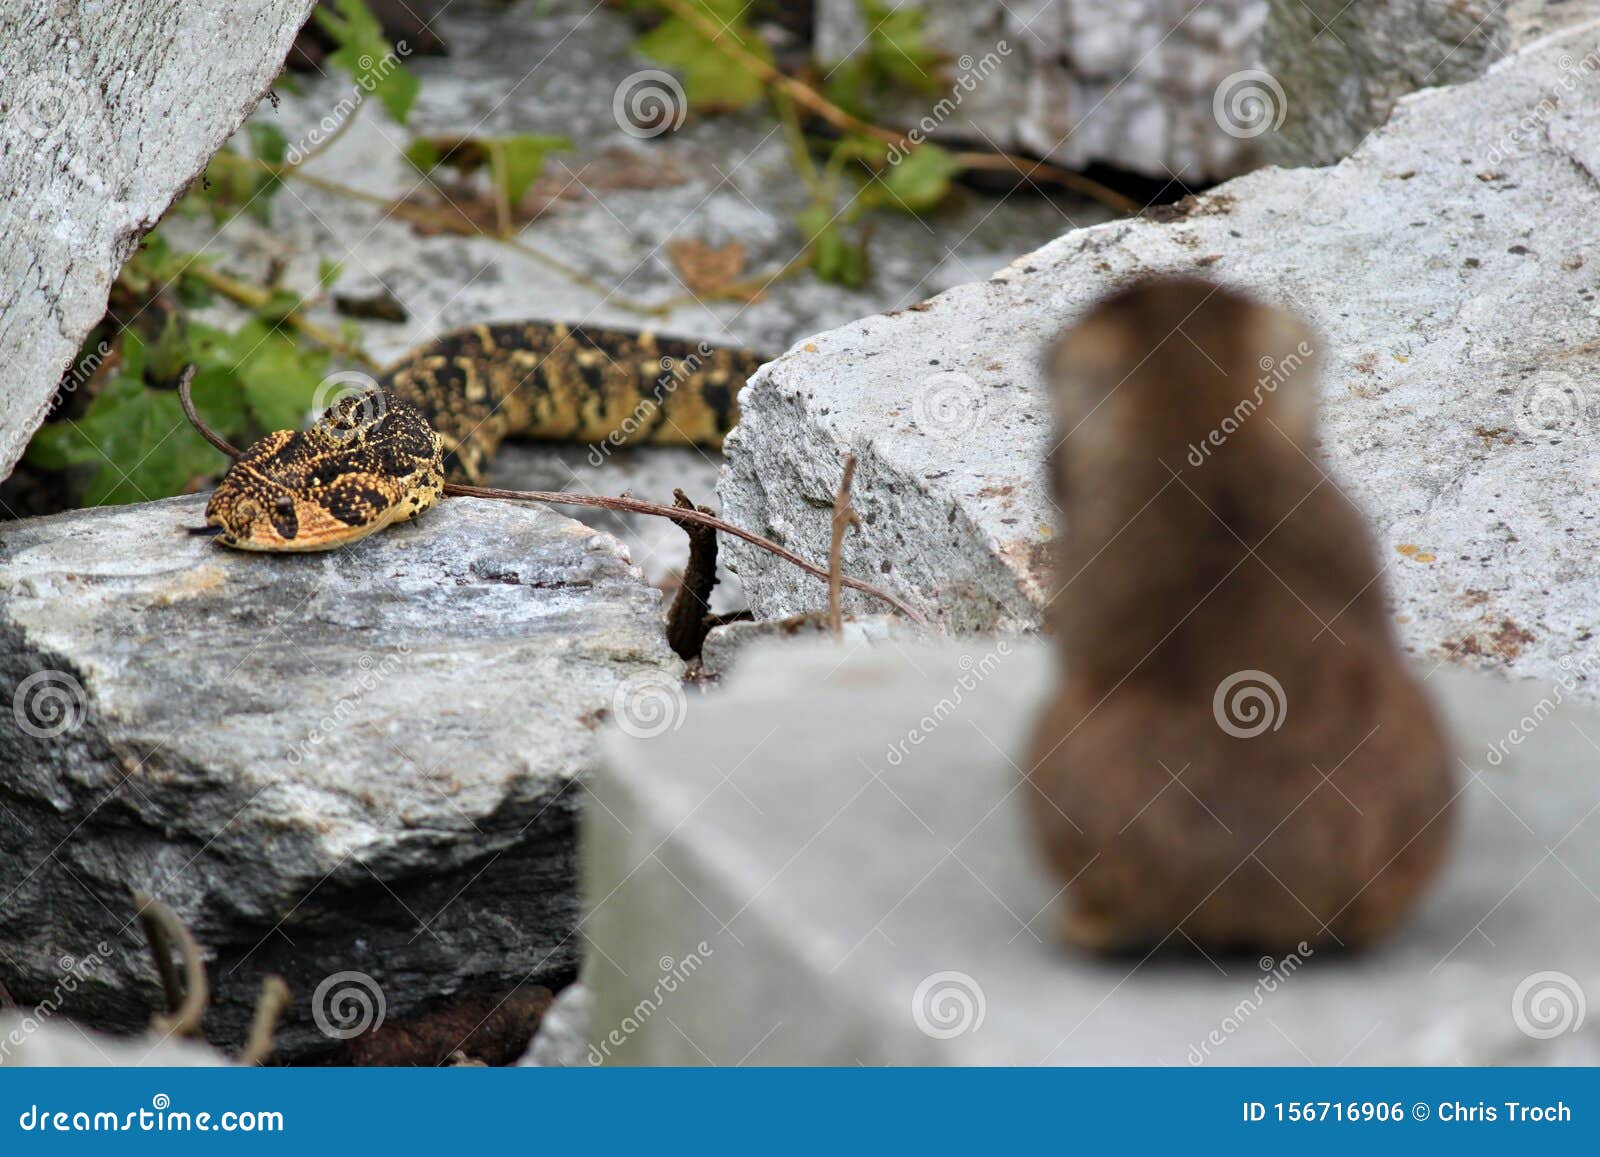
top-left (149, 0), bottom-right (1113, 596)
top-left (520, 980), bottom-right (595, 1066)
top-left (0, 494), bottom-right (681, 1060)
top-left (699, 613), bottom-right (920, 679)
top-left (815, 0), bottom-right (1512, 180)
top-left (720, 21), bottom-right (1600, 687)
top-left (585, 640), bottom-right (1600, 1064)
top-left (0, 1015), bottom-right (229, 1067)
top-left (0, 0), bottom-right (318, 481)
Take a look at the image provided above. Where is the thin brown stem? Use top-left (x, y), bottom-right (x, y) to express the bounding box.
top-left (178, 366), bottom-right (242, 459)
top-left (238, 976), bottom-right (292, 1066)
top-left (134, 891), bottom-right (209, 1038)
top-left (648, 0), bottom-right (1135, 213)
top-left (175, 373), bottom-right (925, 623)
top-left (184, 264), bottom-right (375, 367)
top-left (447, 481), bottom-right (924, 623)
top-left (827, 454), bottom-right (860, 635)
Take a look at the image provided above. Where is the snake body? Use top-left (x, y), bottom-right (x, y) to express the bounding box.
top-left (203, 323), bottom-right (765, 550)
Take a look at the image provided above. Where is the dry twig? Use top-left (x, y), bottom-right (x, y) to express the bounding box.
top-left (828, 455), bottom-right (860, 636)
top-left (178, 371), bottom-right (925, 623)
top-left (237, 976), bottom-right (292, 1066)
top-left (133, 891), bottom-right (209, 1038)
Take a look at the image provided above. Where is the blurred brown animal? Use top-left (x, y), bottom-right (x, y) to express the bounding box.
top-left (1025, 276), bottom-right (1455, 955)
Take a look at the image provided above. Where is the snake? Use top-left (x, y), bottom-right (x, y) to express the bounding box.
top-left (200, 322), bottom-right (765, 551)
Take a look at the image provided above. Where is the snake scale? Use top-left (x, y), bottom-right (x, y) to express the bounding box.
top-left (203, 322), bottom-right (765, 550)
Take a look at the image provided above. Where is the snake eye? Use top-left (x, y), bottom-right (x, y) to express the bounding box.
top-left (275, 495), bottom-right (295, 514)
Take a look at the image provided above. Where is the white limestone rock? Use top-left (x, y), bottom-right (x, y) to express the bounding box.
top-left (719, 21), bottom-right (1600, 688)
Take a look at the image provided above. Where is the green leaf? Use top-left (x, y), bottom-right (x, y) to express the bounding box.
top-left (404, 138), bottom-right (441, 174)
top-left (632, 0), bottom-right (772, 110)
top-left (27, 375), bottom-right (227, 506)
top-left (317, 0), bottom-right (420, 125)
top-left (797, 206), bottom-right (868, 288)
top-left (875, 144), bottom-right (960, 213)
top-left (236, 329), bottom-right (329, 432)
top-left (488, 134), bottom-right (571, 206)
top-left (79, 390), bottom-right (224, 507)
top-left (317, 258), bottom-right (344, 289)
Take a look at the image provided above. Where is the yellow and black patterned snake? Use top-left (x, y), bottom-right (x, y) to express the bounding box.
top-left (201, 322), bottom-right (764, 551)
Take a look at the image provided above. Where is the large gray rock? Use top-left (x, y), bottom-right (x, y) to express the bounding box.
top-left (816, 0), bottom-right (1516, 180)
top-left (0, 0), bottom-right (319, 481)
top-left (0, 494), bottom-right (681, 1060)
top-left (721, 20), bottom-right (1600, 686)
top-left (586, 640), bottom-right (1600, 1064)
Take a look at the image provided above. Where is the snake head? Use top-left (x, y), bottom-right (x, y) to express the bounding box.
top-left (202, 431), bottom-right (311, 550)
top-left (199, 391), bottom-right (440, 552)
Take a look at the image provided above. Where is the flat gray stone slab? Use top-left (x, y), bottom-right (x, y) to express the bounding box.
top-left (585, 641), bottom-right (1600, 1064)
top-left (719, 21), bottom-right (1600, 688)
top-left (0, 494), bottom-right (679, 1059)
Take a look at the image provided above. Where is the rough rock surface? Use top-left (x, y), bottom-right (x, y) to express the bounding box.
top-left (0, 0), bottom-right (319, 480)
top-left (586, 641), bottom-right (1600, 1064)
top-left (0, 494), bottom-right (681, 1060)
top-left (699, 613), bottom-right (919, 679)
top-left (721, 21), bottom-right (1600, 687)
top-left (816, 0), bottom-right (1510, 179)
